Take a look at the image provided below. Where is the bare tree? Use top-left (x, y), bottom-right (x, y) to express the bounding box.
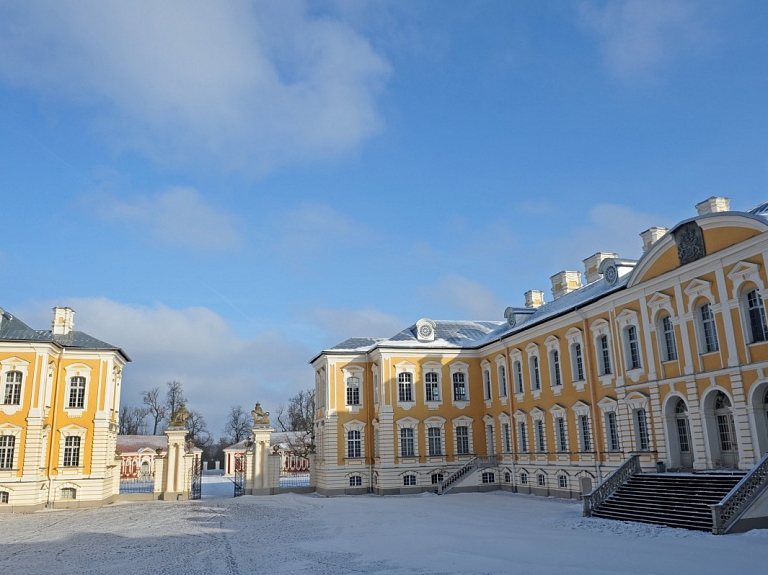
top-left (186, 409), bottom-right (211, 447)
top-left (275, 389), bottom-right (315, 457)
top-left (164, 380), bottom-right (187, 427)
top-left (223, 405), bottom-right (251, 444)
top-left (119, 405), bottom-right (149, 435)
top-left (141, 386), bottom-right (167, 434)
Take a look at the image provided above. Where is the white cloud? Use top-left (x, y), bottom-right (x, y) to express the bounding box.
top-left (0, 1), bottom-right (391, 174)
top-left (17, 298), bottom-right (313, 436)
top-left (424, 275), bottom-right (506, 320)
top-left (577, 0), bottom-right (707, 80)
top-left (540, 203), bottom-right (672, 270)
top-left (92, 187), bottom-right (241, 251)
top-left (306, 306), bottom-right (405, 345)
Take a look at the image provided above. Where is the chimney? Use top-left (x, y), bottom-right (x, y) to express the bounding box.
top-left (582, 252), bottom-right (618, 284)
top-left (524, 290), bottom-right (545, 309)
top-left (640, 227), bottom-right (668, 252)
top-left (550, 271), bottom-right (583, 300)
top-left (52, 307), bottom-right (75, 335)
top-left (695, 196), bottom-right (730, 215)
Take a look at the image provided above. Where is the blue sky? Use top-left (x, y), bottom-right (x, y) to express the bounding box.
top-left (1, 1), bottom-right (767, 433)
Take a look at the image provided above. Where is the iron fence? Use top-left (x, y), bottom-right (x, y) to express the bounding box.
top-left (119, 477), bottom-right (154, 494)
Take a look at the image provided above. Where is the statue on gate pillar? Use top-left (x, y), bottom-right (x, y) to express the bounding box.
top-left (251, 402), bottom-right (270, 428)
top-left (169, 403), bottom-right (190, 428)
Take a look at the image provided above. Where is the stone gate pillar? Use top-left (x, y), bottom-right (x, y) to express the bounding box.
top-left (161, 404), bottom-right (191, 500)
top-left (246, 402), bottom-right (275, 495)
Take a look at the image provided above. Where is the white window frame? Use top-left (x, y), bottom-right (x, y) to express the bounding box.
top-left (624, 392), bottom-right (652, 452)
top-left (423, 361), bottom-right (442, 407)
top-left (396, 417), bottom-right (419, 460)
top-left (727, 261), bottom-right (768, 346)
top-left (495, 355), bottom-right (508, 398)
top-left (658, 313), bottom-right (679, 362)
top-left (514, 411), bottom-right (528, 454)
top-left (372, 365), bottom-right (379, 406)
top-left (452, 415), bottom-right (474, 456)
top-left (394, 362), bottom-right (416, 409)
top-left (526, 343), bottom-right (541, 396)
top-left (499, 413), bottom-right (512, 453)
top-left (0, 358), bottom-right (29, 416)
top-left (64, 365), bottom-right (91, 414)
top-left (545, 336), bottom-right (562, 394)
top-left (0, 423), bottom-right (22, 472)
top-left (590, 319), bottom-right (613, 385)
top-left (572, 402), bottom-right (593, 453)
top-left (481, 360), bottom-right (492, 403)
top-left (449, 362), bottom-right (470, 407)
top-left (549, 404), bottom-right (568, 453)
top-left (424, 416), bottom-right (446, 459)
top-left (511, 349), bottom-right (525, 397)
top-left (343, 419), bottom-right (366, 460)
top-left (565, 328), bottom-right (586, 390)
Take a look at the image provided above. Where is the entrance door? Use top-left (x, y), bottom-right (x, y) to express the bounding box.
top-left (714, 392), bottom-right (739, 469)
top-left (673, 399), bottom-right (693, 469)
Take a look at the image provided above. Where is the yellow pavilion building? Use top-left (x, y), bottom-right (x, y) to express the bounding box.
top-left (0, 306), bottom-right (130, 511)
top-left (310, 197), bottom-right (768, 496)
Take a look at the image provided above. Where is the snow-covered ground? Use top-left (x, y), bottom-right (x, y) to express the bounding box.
top-left (0, 483), bottom-right (765, 575)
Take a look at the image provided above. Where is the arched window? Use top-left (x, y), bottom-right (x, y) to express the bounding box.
top-left (660, 315), bottom-right (678, 362)
top-left (745, 288), bottom-right (768, 343)
top-left (714, 391), bottom-right (736, 455)
top-left (699, 303), bottom-right (719, 353)
top-left (398, 373), bottom-right (413, 403)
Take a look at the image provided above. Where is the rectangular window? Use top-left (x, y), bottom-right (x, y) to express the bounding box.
top-left (425, 372), bottom-right (440, 402)
top-left (373, 373), bottom-right (379, 405)
top-left (63, 436), bottom-right (81, 467)
top-left (431, 473), bottom-right (444, 485)
top-left (635, 408), bottom-right (650, 451)
top-left (535, 420), bottom-right (546, 452)
top-left (68, 376), bottom-right (86, 409)
top-left (347, 430), bottom-right (361, 458)
top-left (502, 423), bottom-right (511, 452)
top-left (349, 476), bottom-right (362, 487)
top-left (514, 361), bottom-right (524, 394)
top-left (661, 315), bottom-right (678, 361)
top-left (400, 428), bottom-right (415, 458)
top-left (456, 426), bottom-right (470, 454)
top-left (606, 412), bottom-right (620, 452)
top-left (60, 487), bottom-right (76, 500)
top-left (627, 326), bottom-right (641, 370)
top-left (556, 417), bottom-right (567, 452)
top-left (599, 336), bottom-right (612, 375)
top-left (346, 377), bottom-right (360, 405)
top-left (551, 350), bottom-right (562, 386)
top-left (558, 475), bottom-right (568, 489)
top-left (0, 491), bottom-right (8, 504)
top-left (403, 475), bottom-right (417, 486)
top-left (3, 371), bottom-right (22, 405)
top-left (428, 427), bottom-right (442, 456)
top-left (701, 303), bottom-right (719, 353)
top-left (574, 343), bottom-right (585, 381)
top-left (537, 473), bottom-right (545, 486)
top-left (452, 373), bottom-right (467, 401)
top-left (520, 472), bottom-right (528, 485)
top-left (530, 357), bottom-right (541, 391)
top-left (747, 289), bottom-right (768, 343)
top-left (518, 421), bottom-right (528, 453)
top-left (579, 415), bottom-right (592, 452)
top-left (482, 472), bottom-right (495, 484)
top-left (483, 369), bottom-right (492, 400)
top-left (398, 373), bottom-right (413, 402)
top-left (498, 366), bottom-right (507, 397)
top-left (0, 435), bottom-right (15, 469)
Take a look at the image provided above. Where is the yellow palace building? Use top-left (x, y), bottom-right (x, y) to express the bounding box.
top-left (310, 197), bottom-right (768, 496)
top-left (0, 307), bottom-right (130, 511)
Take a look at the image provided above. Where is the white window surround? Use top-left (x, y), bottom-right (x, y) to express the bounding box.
top-left (396, 417), bottom-right (419, 460)
top-left (58, 424), bottom-right (87, 472)
top-left (530, 408), bottom-right (546, 453)
top-left (525, 343), bottom-right (541, 398)
top-left (495, 355), bottom-right (508, 398)
top-left (371, 365), bottom-right (379, 406)
top-left (452, 415), bottom-right (474, 456)
top-left (498, 412), bottom-right (512, 452)
top-left (597, 397), bottom-right (620, 453)
top-left (654, 311), bottom-right (679, 363)
top-left (424, 416), bottom-right (446, 458)
top-left (343, 419), bottom-right (366, 460)
top-left (511, 349), bottom-right (524, 398)
top-left (616, 309), bottom-right (644, 381)
top-left (481, 360), bottom-right (492, 403)
top-left (572, 401), bottom-right (593, 453)
top-left (0, 358), bottom-right (29, 416)
top-left (590, 319), bottom-right (614, 385)
top-left (394, 361), bottom-right (416, 410)
top-left (483, 414), bottom-right (496, 456)
top-left (422, 361), bottom-right (443, 407)
top-left (549, 404), bottom-right (569, 453)
top-left (565, 328), bottom-right (586, 391)
top-left (342, 366), bottom-right (364, 411)
top-left (742, 286), bottom-right (768, 344)
top-left (727, 261), bottom-right (768, 347)
top-left (623, 392), bottom-right (651, 452)
top-left (513, 410), bottom-right (528, 454)
top-left (544, 336), bottom-right (563, 395)
top-left (0, 423), bottom-right (23, 473)
top-left (64, 364), bottom-right (92, 414)
top-left (449, 361), bottom-right (470, 408)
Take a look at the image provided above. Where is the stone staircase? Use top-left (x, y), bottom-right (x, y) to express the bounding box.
top-left (591, 472), bottom-right (744, 531)
top-left (438, 455), bottom-right (497, 495)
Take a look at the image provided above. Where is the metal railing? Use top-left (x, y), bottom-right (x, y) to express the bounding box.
top-left (710, 452), bottom-right (768, 534)
top-left (583, 454), bottom-right (640, 516)
top-left (119, 477), bottom-right (155, 494)
top-left (438, 455), bottom-right (497, 495)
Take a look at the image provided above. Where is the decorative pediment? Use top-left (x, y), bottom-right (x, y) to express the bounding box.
top-left (452, 415), bottom-right (473, 425)
top-left (525, 342), bottom-right (539, 355)
top-left (597, 396), bottom-right (618, 412)
top-left (589, 318), bottom-right (610, 336)
top-left (395, 417), bottom-right (418, 427)
top-left (0, 422), bottom-right (22, 434)
top-left (482, 414), bottom-right (495, 424)
top-left (529, 407), bottom-right (545, 420)
top-left (683, 277), bottom-right (715, 312)
top-left (548, 403), bottom-right (566, 416)
top-left (623, 391), bottom-right (649, 410)
top-left (424, 416), bottom-right (446, 425)
top-left (615, 308), bottom-right (639, 328)
top-left (571, 400), bottom-right (591, 416)
top-left (727, 260), bottom-right (764, 298)
top-left (513, 410), bottom-right (527, 422)
top-left (565, 328), bottom-right (582, 344)
top-left (343, 419), bottom-right (366, 430)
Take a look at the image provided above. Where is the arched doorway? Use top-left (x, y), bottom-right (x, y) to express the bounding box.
top-left (713, 391), bottom-right (739, 469)
top-left (674, 399), bottom-right (694, 469)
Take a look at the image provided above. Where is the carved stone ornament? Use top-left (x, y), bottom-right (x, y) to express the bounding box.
top-left (674, 222), bottom-right (706, 266)
top-left (169, 403), bottom-right (190, 427)
top-left (603, 264), bottom-right (619, 286)
top-left (504, 307), bottom-right (517, 327)
top-left (251, 402), bottom-right (270, 426)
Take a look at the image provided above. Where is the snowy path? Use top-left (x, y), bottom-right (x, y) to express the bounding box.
top-left (0, 491), bottom-right (765, 574)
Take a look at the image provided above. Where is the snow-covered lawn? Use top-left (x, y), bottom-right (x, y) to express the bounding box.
top-left (1, 481), bottom-right (765, 574)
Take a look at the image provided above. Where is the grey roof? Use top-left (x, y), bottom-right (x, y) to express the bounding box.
top-left (388, 320), bottom-right (505, 347)
top-left (328, 337), bottom-right (386, 352)
top-left (0, 307), bottom-right (130, 360)
top-left (116, 435), bottom-right (168, 453)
